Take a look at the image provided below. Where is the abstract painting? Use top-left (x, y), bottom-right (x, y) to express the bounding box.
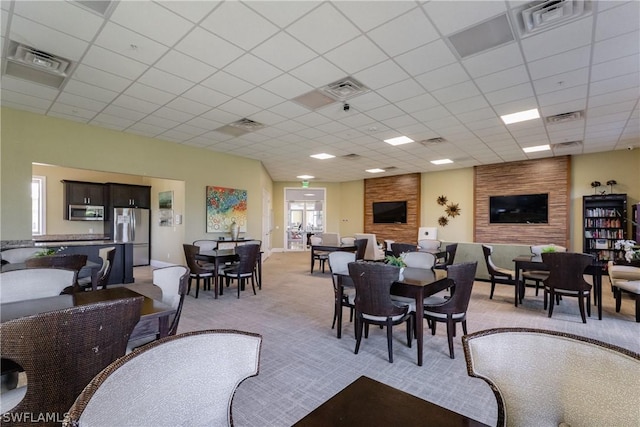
top-left (206, 186), bottom-right (247, 233)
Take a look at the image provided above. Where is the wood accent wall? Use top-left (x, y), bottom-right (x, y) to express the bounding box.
top-left (364, 173), bottom-right (420, 244)
top-left (474, 156), bottom-right (570, 247)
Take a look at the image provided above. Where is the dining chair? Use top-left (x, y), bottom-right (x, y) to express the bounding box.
top-left (353, 233), bottom-right (385, 261)
top-left (64, 330), bottom-right (262, 427)
top-left (193, 239), bottom-right (219, 251)
top-left (182, 244), bottom-right (215, 298)
top-left (220, 244), bottom-right (261, 298)
top-left (418, 239), bottom-right (441, 252)
top-left (0, 268), bottom-right (76, 303)
top-left (401, 251), bottom-right (436, 269)
top-left (78, 246), bottom-right (116, 291)
top-left (340, 236), bottom-right (355, 246)
top-left (522, 244), bottom-right (567, 296)
top-left (541, 252), bottom-right (593, 323)
top-left (608, 261), bottom-right (640, 322)
top-left (462, 328), bottom-right (640, 427)
top-left (1, 297), bottom-right (143, 421)
top-left (320, 232), bottom-right (340, 246)
top-left (481, 244), bottom-right (516, 300)
top-left (348, 262), bottom-right (414, 363)
top-left (127, 265), bottom-right (190, 351)
top-left (328, 251), bottom-right (356, 338)
top-left (310, 235), bottom-right (329, 273)
top-left (25, 254), bottom-right (88, 291)
top-left (0, 247), bottom-right (41, 264)
top-left (353, 238), bottom-right (368, 261)
top-left (423, 261), bottom-right (477, 359)
top-left (390, 242), bottom-right (419, 257)
top-left (434, 243), bottom-right (458, 270)
top-left (238, 240), bottom-right (262, 289)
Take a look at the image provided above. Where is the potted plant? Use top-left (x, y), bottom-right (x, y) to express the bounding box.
top-left (385, 254), bottom-right (407, 280)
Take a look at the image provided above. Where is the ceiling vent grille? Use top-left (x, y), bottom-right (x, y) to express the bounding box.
top-left (73, 0), bottom-right (116, 17)
top-left (4, 41), bottom-right (72, 88)
top-left (215, 118), bottom-right (265, 137)
top-left (518, 0), bottom-right (590, 36)
top-left (419, 137), bottom-right (447, 146)
top-left (321, 77), bottom-right (369, 100)
top-left (555, 140), bottom-right (582, 148)
top-left (545, 110), bottom-right (583, 124)
top-left (341, 154), bottom-right (361, 160)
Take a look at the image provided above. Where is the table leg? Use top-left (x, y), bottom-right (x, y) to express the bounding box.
top-left (336, 277), bottom-right (343, 339)
top-left (596, 271), bottom-right (602, 320)
top-left (257, 252), bottom-right (262, 290)
top-left (214, 258), bottom-right (219, 299)
top-left (415, 288), bottom-right (424, 366)
top-left (310, 247), bottom-right (315, 273)
top-left (157, 315), bottom-right (170, 339)
top-left (91, 269), bottom-right (98, 291)
top-left (514, 263), bottom-right (521, 307)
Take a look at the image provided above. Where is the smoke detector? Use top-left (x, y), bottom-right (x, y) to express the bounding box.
top-left (545, 111), bottom-right (584, 124)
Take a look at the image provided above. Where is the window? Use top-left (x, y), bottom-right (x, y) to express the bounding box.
top-left (32, 176), bottom-right (46, 235)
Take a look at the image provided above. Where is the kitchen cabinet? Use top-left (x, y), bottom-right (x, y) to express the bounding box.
top-left (62, 180), bottom-right (105, 219)
top-left (107, 183), bottom-right (151, 208)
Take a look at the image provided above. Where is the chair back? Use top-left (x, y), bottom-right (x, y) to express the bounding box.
top-left (0, 268), bottom-right (76, 303)
top-left (481, 244), bottom-right (500, 275)
top-left (152, 265), bottom-right (190, 336)
top-left (96, 247), bottom-right (116, 288)
top-left (354, 233), bottom-right (384, 261)
top-left (430, 262), bottom-right (477, 315)
top-left (348, 262), bottom-right (406, 318)
top-left (25, 253), bottom-right (87, 273)
top-left (329, 252), bottom-right (355, 292)
top-left (354, 238), bottom-right (368, 261)
top-left (0, 247), bottom-right (41, 264)
top-left (462, 328), bottom-right (640, 427)
top-left (401, 251), bottom-right (436, 269)
top-left (444, 243), bottom-right (458, 266)
top-left (183, 244), bottom-right (210, 275)
top-left (418, 239), bottom-right (441, 251)
top-left (530, 244), bottom-right (567, 259)
top-left (193, 240), bottom-right (218, 251)
top-left (309, 236), bottom-right (322, 245)
top-left (321, 232), bottom-right (340, 246)
top-left (542, 252), bottom-right (593, 293)
top-left (1, 297), bottom-right (143, 424)
top-left (341, 237), bottom-right (355, 246)
top-left (233, 244), bottom-right (261, 275)
top-left (64, 330), bottom-right (262, 427)
top-left (390, 243), bottom-right (418, 257)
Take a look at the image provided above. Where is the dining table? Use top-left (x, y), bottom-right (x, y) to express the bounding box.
top-left (293, 375), bottom-right (489, 426)
top-left (334, 265), bottom-right (450, 366)
top-left (513, 255), bottom-right (607, 319)
top-left (0, 259), bottom-right (101, 290)
top-left (0, 287), bottom-right (176, 341)
top-left (195, 248), bottom-right (263, 298)
top-left (310, 244), bottom-right (356, 274)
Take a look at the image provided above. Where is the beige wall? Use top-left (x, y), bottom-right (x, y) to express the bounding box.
top-left (1, 108), bottom-right (273, 265)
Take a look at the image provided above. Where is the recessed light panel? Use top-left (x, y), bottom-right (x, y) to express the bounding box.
top-left (366, 168), bottom-right (385, 173)
top-left (431, 159), bottom-right (453, 165)
top-left (523, 144), bottom-right (550, 153)
top-left (501, 108), bottom-right (540, 125)
top-left (384, 136), bottom-right (414, 146)
top-left (310, 153), bottom-right (335, 160)
top-left (297, 175), bottom-right (314, 179)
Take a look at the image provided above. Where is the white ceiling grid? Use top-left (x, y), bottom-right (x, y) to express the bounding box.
top-left (0, 0), bottom-right (638, 182)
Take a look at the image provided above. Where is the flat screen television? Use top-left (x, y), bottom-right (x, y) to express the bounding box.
top-left (373, 201), bottom-right (407, 224)
top-left (490, 193), bottom-right (548, 224)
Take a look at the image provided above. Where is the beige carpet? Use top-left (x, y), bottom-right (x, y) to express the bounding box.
top-left (131, 252), bottom-right (639, 426)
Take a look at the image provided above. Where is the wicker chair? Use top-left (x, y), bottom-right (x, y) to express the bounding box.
top-left (354, 238), bottom-right (368, 261)
top-left (541, 252), bottom-right (593, 323)
top-left (183, 244), bottom-right (215, 298)
top-left (64, 330), bottom-right (262, 427)
top-left (390, 242), bottom-right (419, 257)
top-left (0, 297), bottom-right (143, 424)
top-left (78, 247), bottom-right (116, 290)
top-left (434, 243), bottom-right (458, 270)
top-left (481, 244), bottom-right (516, 300)
top-left (220, 244), bottom-right (261, 298)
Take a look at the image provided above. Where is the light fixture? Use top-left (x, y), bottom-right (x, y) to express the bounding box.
top-left (304, 193), bottom-right (315, 196)
top-left (310, 153), bottom-right (335, 160)
top-left (430, 159), bottom-right (453, 165)
top-left (366, 168), bottom-right (385, 173)
top-left (384, 136), bottom-right (414, 146)
top-left (522, 144), bottom-right (550, 153)
top-left (500, 108), bottom-right (540, 125)
top-left (297, 175), bottom-right (314, 179)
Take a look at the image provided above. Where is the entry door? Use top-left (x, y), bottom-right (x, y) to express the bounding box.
top-left (285, 188), bottom-right (325, 251)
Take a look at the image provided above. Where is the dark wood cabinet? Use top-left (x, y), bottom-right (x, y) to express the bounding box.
top-left (583, 194), bottom-right (627, 261)
top-left (107, 183), bottom-right (151, 208)
top-left (62, 180), bottom-right (105, 219)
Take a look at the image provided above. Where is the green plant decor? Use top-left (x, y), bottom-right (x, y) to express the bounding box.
top-left (541, 246), bottom-right (557, 253)
top-left (385, 255), bottom-right (406, 267)
top-left (35, 248), bottom-right (57, 257)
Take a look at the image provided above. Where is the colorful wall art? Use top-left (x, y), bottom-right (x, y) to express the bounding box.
top-left (206, 186), bottom-right (247, 233)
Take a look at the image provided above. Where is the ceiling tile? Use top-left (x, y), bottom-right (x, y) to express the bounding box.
top-left (137, 67), bottom-right (194, 95)
top-left (158, 1), bottom-right (220, 23)
top-left (1, 89), bottom-right (52, 110)
top-left (474, 65), bottom-right (529, 93)
top-left (431, 81), bottom-right (481, 104)
top-left (592, 30), bottom-right (640, 64)
top-left (245, 1), bottom-right (320, 28)
top-left (64, 79), bottom-right (118, 103)
top-left (181, 85), bottom-right (231, 108)
top-left (394, 40), bottom-right (457, 76)
top-left (445, 95), bottom-right (490, 115)
top-left (174, 27), bottom-right (244, 69)
top-left (82, 45), bottom-right (148, 80)
top-left (286, 3), bottom-right (360, 54)
top-left (324, 36), bottom-right (388, 75)
top-left (154, 50), bottom-right (216, 83)
top-left (1, 76), bottom-right (59, 99)
top-left (110, 1), bottom-right (193, 46)
top-left (423, 0), bottom-right (507, 35)
top-left (72, 64), bottom-right (132, 92)
top-left (102, 104), bottom-right (147, 121)
top-left (485, 83), bottom-right (535, 106)
top-left (354, 60), bottom-right (409, 90)
top-left (238, 87), bottom-right (286, 110)
top-left (94, 22), bottom-right (169, 65)
top-left (56, 92), bottom-right (107, 112)
top-left (415, 63), bottom-right (470, 92)
top-left (527, 46), bottom-right (591, 81)
top-left (590, 54), bottom-right (640, 82)
top-left (367, 9), bottom-right (439, 57)
top-left (377, 79), bottom-right (426, 103)
top-left (395, 92), bottom-right (440, 113)
top-left (112, 93), bottom-right (160, 114)
top-left (123, 83), bottom-right (176, 106)
top-left (520, 17), bottom-right (593, 62)
top-left (289, 56), bottom-right (346, 89)
top-left (594, 1), bottom-right (640, 41)
top-left (201, 71), bottom-right (254, 98)
top-left (590, 73), bottom-right (640, 96)
top-left (223, 54), bottom-right (282, 86)
top-left (90, 113), bottom-right (135, 130)
top-left (252, 31), bottom-right (317, 72)
top-left (261, 74), bottom-right (314, 101)
top-left (9, 15), bottom-right (89, 61)
top-left (533, 68), bottom-right (589, 95)
top-left (462, 42), bottom-right (523, 78)
top-left (217, 98), bottom-right (262, 117)
top-left (165, 97), bottom-right (210, 115)
top-left (334, 1), bottom-right (416, 32)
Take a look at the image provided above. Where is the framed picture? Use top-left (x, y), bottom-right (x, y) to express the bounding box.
top-left (206, 186), bottom-right (247, 233)
top-left (159, 209), bottom-right (173, 227)
top-left (158, 191), bottom-right (173, 209)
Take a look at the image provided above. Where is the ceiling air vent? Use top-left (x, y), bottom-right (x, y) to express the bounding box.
top-left (419, 137), bottom-right (447, 146)
top-left (341, 154), bottom-right (361, 160)
top-left (519, 0), bottom-right (590, 36)
top-left (321, 77), bottom-right (369, 101)
top-left (215, 118), bottom-right (265, 137)
top-left (545, 110), bottom-right (583, 124)
top-left (4, 42), bottom-right (72, 88)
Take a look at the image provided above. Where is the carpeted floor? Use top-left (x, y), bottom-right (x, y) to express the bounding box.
top-left (130, 251), bottom-right (639, 426)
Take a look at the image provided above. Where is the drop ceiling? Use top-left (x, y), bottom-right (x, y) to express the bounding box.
top-left (1, 0), bottom-right (638, 182)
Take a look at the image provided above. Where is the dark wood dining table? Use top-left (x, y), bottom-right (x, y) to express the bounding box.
top-left (513, 255), bottom-right (607, 319)
top-left (0, 287), bottom-right (176, 341)
top-left (310, 244), bottom-right (356, 273)
top-left (293, 375), bottom-right (489, 426)
top-left (1, 260), bottom-right (101, 290)
top-left (195, 248), bottom-right (263, 298)
top-left (334, 266), bottom-right (450, 366)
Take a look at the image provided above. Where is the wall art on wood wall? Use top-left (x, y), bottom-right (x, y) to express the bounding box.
top-left (206, 186), bottom-right (247, 233)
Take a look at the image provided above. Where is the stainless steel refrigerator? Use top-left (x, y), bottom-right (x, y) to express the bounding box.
top-left (113, 208), bottom-right (150, 266)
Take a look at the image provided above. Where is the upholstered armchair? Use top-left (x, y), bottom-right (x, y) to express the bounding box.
top-left (353, 233), bottom-right (385, 261)
top-left (608, 261), bottom-right (640, 322)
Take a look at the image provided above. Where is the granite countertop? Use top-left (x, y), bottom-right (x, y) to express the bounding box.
top-left (33, 234), bottom-right (109, 242)
top-left (2, 234), bottom-right (118, 250)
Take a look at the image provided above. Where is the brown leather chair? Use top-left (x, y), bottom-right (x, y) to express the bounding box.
top-left (348, 262), bottom-right (414, 363)
top-left (542, 252), bottom-right (593, 323)
top-left (1, 297), bottom-right (142, 424)
top-left (423, 261), bottom-right (477, 358)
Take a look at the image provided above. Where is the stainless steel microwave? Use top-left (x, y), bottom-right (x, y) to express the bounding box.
top-left (69, 205), bottom-right (105, 221)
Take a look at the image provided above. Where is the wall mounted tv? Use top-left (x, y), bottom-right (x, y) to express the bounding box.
top-left (373, 201), bottom-right (407, 224)
top-left (489, 193), bottom-right (549, 224)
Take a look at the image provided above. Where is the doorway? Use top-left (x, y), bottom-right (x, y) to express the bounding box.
top-left (285, 188), bottom-right (325, 251)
